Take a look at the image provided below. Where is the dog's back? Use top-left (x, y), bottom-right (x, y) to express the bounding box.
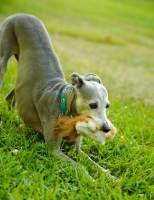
top-left (0, 14), bottom-right (64, 87)
top-left (0, 14), bottom-right (66, 132)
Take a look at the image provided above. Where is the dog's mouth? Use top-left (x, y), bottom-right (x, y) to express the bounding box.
top-left (54, 114), bottom-right (116, 145)
top-left (75, 119), bottom-right (117, 145)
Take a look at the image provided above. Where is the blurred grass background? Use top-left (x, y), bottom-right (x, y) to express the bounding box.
top-left (0, 0), bottom-right (154, 199)
top-left (0, 0), bottom-right (154, 102)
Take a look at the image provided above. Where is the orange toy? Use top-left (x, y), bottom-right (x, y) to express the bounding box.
top-left (54, 115), bottom-right (117, 144)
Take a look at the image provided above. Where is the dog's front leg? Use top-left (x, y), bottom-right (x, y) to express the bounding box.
top-left (75, 136), bottom-right (83, 152)
top-left (41, 118), bottom-right (77, 164)
top-left (75, 138), bottom-right (109, 172)
top-left (80, 150), bottom-right (115, 178)
top-left (53, 142), bottom-right (77, 164)
top-left (75, 141), bottom-right (115, 179)
top-left (42, 123), bottom-right (94, 181)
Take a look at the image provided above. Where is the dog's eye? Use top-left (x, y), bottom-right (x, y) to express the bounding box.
top-left (106, 103), bottom-right (110, 109)
top-left (89, 103), bottom-right (98, 109)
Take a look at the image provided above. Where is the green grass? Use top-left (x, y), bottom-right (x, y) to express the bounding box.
top-left (0, 0), bottom-right (154, 199)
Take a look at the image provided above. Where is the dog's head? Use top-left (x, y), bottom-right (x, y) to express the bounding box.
top-left (69, 72), bottom-right (111, 133)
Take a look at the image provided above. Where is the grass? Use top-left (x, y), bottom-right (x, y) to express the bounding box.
top-left (0, 0), bottom-right (154, 199)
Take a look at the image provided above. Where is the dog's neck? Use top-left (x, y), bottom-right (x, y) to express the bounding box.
top-left (65, 85), bottom-right (79, 117)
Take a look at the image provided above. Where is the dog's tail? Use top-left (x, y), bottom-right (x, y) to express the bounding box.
top-left (0, 16), bottom-right (19, 90)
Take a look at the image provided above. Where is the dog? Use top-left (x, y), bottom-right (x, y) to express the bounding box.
top-left (0, 14), bottom-right (115, 178)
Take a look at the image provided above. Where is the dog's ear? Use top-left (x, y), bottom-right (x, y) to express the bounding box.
top-left (84, 73), bottom-right (102, 84)
top-left (70, 73), bottom-right (85, 89)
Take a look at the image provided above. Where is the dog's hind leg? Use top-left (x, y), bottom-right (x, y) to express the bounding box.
top-left (0, 18), bottom-right (19, 90)
top-left (4, 54), bottom-right (18, 109)
top-left (5, 88), bottom-right (16, 109)
top-left (0, 48), bottom-right (15, 90)
top-left (0, 56), bottom-right (8, 90)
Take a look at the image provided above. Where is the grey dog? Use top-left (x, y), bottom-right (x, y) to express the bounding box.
top-left (0, 14), bottom-right (112, 175)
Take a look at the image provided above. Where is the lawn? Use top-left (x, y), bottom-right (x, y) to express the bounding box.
top-left (0, 0), bottom-right (154, 199)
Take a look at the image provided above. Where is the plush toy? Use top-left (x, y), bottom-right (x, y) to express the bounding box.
top-left (54, 115), bottom-right (117, 144)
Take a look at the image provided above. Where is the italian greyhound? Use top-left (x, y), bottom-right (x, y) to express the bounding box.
top-left (0, 14), bottom-right (114, 178)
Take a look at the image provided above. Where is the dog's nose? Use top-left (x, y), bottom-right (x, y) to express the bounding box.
top-left (101, 123), bottom-right (111, 133)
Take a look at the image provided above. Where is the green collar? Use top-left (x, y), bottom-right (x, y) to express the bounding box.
top-left (60, 85), bottom-right (72, 117)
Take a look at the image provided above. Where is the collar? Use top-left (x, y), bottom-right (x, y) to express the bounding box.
top-left (60, 85), bottom-right (72, 117)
